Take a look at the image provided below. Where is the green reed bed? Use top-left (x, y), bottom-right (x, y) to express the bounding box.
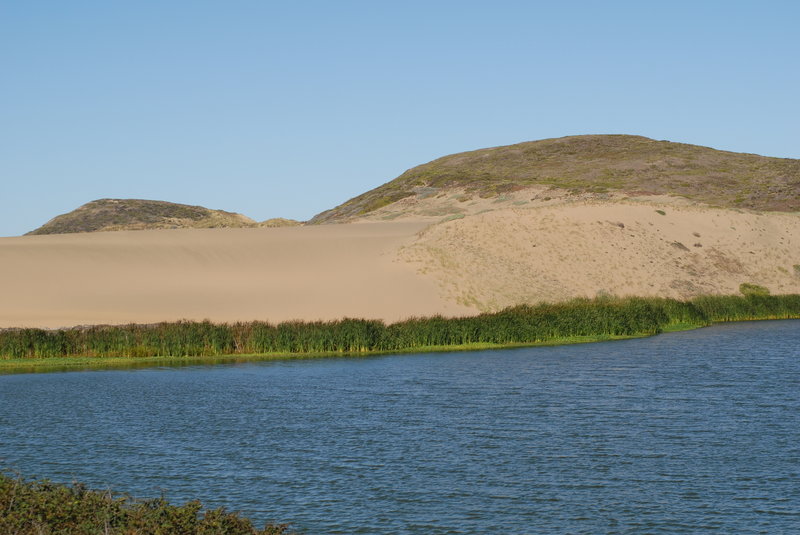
top-left (1, 294), bottom-right (799, 362)
top-left (0, 473), bottom-right (293, 535)
top-left (693, 294), bottom-right (800, 322)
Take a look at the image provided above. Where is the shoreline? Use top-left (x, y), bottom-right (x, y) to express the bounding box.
top-left (2, 317), bottom-right (794, 375)
top-left (0, 331), bottom-right (679, 374)
top-left (1, 319), bottom-right (763, 374)
top-left (3, 293), bottom-right (799, 375)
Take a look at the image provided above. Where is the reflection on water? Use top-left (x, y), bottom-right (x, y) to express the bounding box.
top-left (0, 353), bottom-right (358, 375)
top-left (1, 320), bottom-right (799, 534)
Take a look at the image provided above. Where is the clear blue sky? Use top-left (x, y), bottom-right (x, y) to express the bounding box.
top-left (2, 1), bottom-right (798, 236)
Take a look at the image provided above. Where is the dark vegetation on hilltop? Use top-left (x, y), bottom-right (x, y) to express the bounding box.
top-left (310, 135), bottom-right (800, 223)
top-left (27, 199), bottom-right (258, 235)
top-left (2, 294), bottom-right (800, 360)
top-left (0, 473), bottom-right (294, 535)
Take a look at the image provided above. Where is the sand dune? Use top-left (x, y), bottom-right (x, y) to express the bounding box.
top-left (400, 199), bottom-right (800, 310)
top-left (0, 222), bottom-right (472, 329)
top-left (2, 196), bottom-right (800, 329)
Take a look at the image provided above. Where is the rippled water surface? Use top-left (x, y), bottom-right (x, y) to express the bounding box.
top-left (2, 321), bottom-right (799, 534)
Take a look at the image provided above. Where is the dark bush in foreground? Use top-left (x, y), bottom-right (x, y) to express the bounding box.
top-left (0, 473), bottom-right (294, 535)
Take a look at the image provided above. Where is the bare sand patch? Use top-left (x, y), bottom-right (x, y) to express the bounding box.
top-left (0, 222), bottom-right (472, 329)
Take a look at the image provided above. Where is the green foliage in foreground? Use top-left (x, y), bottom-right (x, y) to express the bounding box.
top-left (2, 294), bottom-right (800, 360)
top-left (0, 473), bottom-right (293, 535)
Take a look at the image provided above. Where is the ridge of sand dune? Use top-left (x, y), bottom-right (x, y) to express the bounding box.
top-left (400, 199), bottom-right (800, 311)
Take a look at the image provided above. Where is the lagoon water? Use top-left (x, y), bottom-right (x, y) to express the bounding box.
top-left (1, 321), bottom-right (799, 534)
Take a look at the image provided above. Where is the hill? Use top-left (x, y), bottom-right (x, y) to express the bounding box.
top-left (309, 135), bottom-right (800, 223)
top-left (27, 199), bottom-right (259, 235)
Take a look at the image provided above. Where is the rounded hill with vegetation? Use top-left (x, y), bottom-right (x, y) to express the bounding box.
top-left (27, 199), bottom-right (259, 235)
top-left (309, 134), bottom-right (800, 223)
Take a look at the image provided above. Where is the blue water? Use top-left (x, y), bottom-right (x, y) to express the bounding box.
top-left (1, 321), bottom-right (799, 534)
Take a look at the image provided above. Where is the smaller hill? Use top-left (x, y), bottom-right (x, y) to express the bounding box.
top-left (27, 199), bottom-right (258, 235)
top-left (259, 218), bottom-right (302, 228)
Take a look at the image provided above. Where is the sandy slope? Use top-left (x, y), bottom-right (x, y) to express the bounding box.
top-left (0, 223), bottom-right (472, 329)
top-left (400, 199), bottom-right (800, 311)
top-left (2, 195), bottom-right (800, 329)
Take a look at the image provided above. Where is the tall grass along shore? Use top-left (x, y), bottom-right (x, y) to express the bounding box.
top-left (2, 294), bottom-right (799, 366)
